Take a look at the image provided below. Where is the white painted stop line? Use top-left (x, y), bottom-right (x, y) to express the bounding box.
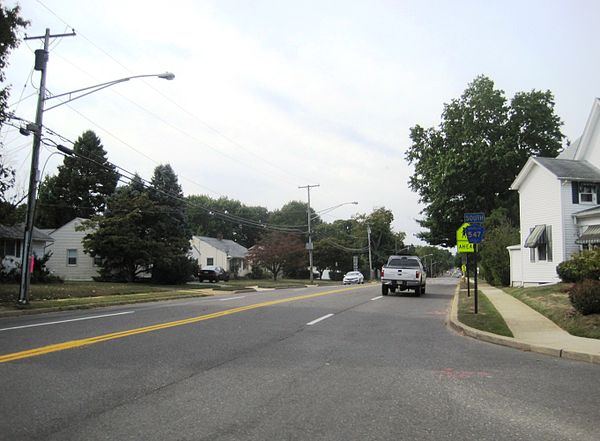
top-left (371, 296), bottom-right (383, 301)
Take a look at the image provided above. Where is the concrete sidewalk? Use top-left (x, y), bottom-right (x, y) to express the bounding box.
top-left (449, 282), bottom-right (600, 365)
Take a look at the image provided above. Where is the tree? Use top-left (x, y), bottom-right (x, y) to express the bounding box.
top-left (247, 231), bottom-right (305, 280)
top-left (269, 200), bottom-right (320, 230)
top-left (186, 195), bottom-right (269, 247)
top-left (0, 4), bottom-right (28, 222)
top-left (36, 130), bottom-right (119, 228)
top-left (479, 208), bottom-right (520, 286)
top-left (406, 75), bottom-right (564, 247)
top-left (414, 245), bottom-right (454, 277)
top-left (351, 207), bottom-right (405, 270)
top-left (147, 164), bottom-right (193, 283)
top-left (82, 176), bottom-right (156, 282)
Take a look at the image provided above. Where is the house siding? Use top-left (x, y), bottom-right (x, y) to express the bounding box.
top-left (518, 165), bottom-right (562, 284)
top-left (45, 219), bottom-right (100, 281)
top-left (189, 236), bottom-right (250, 277)
top-left (561, 181), bottom-right (589, 260)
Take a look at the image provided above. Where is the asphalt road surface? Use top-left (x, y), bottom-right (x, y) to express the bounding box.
top-left (1, 278), bottom-right (599, 440)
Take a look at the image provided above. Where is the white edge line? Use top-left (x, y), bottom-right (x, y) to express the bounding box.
top-left (0, 311), bottom-right (135, 332)
top-left (371, 296), bottom-right (383, 301)
top-left (306, 313), bottom-right (334, 326)
top-left (218, 296), bottom-right (246, 301)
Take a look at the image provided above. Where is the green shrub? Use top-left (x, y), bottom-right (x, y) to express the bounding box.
top-left (556, 249), bottom-right (600, 282)
top-left (569, 279), bottom-right (600, 315)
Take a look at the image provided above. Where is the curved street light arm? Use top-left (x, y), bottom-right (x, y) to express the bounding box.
top-left (43, 72), bottom-right (175, 112)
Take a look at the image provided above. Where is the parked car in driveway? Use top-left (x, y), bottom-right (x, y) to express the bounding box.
top-left (199, 265), bottom-right (230, 282)
top-left (343, 271), bottom-right (364, 284)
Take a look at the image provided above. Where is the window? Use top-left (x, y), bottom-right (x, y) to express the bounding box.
top-left (2, 239), bottom-right (21, 257)
top-left (579, 183), bottom-right (597, 204)
top-left (93, 256), bottom-right (103, 266)
top-left (207, 257), bottom-right (214, 266)
top-left (67, 249), bottom-right (77, 265)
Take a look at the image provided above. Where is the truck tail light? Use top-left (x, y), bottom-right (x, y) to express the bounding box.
top-left (416, 271), bottom-right (420, 279)
top-left (381, 268), bottom-right (384, 277)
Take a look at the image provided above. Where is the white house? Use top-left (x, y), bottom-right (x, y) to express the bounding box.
top-left (45, 218), bottom-right (101, 281)
top-left (0, 224), bottom-right (54, 272)
top-left (509, 98), bottom-right (600, 286)
top-left (190, 235), bottom-right (250, 277)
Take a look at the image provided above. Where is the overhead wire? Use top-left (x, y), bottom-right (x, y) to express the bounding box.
top-left (33, 0), bottom-right (344, 202)
top-left (38, 135), bottom-right (305, 235)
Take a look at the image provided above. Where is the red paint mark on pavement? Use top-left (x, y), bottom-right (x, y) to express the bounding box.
top-left (433, 368), bottom-right (493, 379)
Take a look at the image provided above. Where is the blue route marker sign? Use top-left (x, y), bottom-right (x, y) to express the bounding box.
top-left (465, 224), bottom-right (485, 244)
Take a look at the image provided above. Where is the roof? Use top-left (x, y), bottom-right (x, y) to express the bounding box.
top-left (533, 158), bottom-right (600, 181)
top-left (196, 236), bottom-right (248, 258)
top-left (572, 206), bottom-right (600, 220)
top-left (557, 137), bottom-right (581, 160)
top-left (0, 224), bottom-right (54, 242)
top-left (511, 157), bottom-right (600, 190)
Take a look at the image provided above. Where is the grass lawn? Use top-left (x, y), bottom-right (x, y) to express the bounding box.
top-left (458, 288), bottom-right (513, 337)
top-left (0, 278), bottom-right (344, 311)
top-left (504, 283), bottom-right (600, 339)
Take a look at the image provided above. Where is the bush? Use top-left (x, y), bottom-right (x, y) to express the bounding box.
top-left (556, 249), bottom-right (600, 283)
top-left (247, 266), bottom-right (266, 280)
top-left (569, 279), bottom-right (600, 315)
top-left (151, 255), bottom-right (198, 285)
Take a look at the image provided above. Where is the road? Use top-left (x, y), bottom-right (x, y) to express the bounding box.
top-left (1, 278), bottom-right (599, 440)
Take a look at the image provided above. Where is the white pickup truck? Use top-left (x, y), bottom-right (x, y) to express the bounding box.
top-left (380, 255), bottom-right (427, 296)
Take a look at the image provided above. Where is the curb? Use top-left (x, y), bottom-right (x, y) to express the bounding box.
top-left (447, 284), bottom-right (600, 365)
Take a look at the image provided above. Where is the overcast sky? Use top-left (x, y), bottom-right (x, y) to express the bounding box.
top-left (3, 0), bottom-right (600, 244)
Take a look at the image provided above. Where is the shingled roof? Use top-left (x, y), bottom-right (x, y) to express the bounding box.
top-left (533, 157), bottom-right (600, 182)
top-left (0, 223), bottom-right (54, 242)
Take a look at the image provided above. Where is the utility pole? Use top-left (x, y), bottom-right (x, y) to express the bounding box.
top-left (18, 29), bottom-right (75, 305)
top-left (299, 184), bottom-right (319, 283)
top-left (367, 224), bottom-right (373, 280)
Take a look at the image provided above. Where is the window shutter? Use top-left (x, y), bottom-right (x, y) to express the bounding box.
top-left (529, 228), bottom-right (535, 262)
top-left (596, 184), bottom-right (600, 204)
top-left (546, 225), bottom-right (552, 262)
top-left (572, 181), bottom-right (579, 204)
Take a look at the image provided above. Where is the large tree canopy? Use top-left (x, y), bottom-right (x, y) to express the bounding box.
top-left (36, 130), bottom-right (119, 228)
top-left (406, 75), bottom-right (564, 247)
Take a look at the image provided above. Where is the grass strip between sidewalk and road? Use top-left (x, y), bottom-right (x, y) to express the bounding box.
top-left (458, 288), bottom-right (513, 338)
top-left (0, 279), bottom-right (339, 314)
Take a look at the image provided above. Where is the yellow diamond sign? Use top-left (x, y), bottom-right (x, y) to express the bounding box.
top-left (456, 223), bottom-right (474, 253)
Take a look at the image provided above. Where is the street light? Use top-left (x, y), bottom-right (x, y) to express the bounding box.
top-left (44, 72), bottom-right (175, 112)
top-left (314, 201), bottom-right (358, 218)
top-left (17, 30), bottom-right (174, 305)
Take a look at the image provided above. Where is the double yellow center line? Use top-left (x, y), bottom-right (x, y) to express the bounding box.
top-left (0, 285), bottom-right (365, 363)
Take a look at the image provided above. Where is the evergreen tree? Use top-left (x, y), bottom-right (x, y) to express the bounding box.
top-left (148, 164), bottom-right (192, 283)
top-left (36, 130), bottom-right (119, 228)
top-left (82, 175), bottom-right (156, 282)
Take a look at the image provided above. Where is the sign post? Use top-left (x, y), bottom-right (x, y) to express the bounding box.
top-left (456, 222), bottom-right (474, 298)
top-left (465, 223), bottom-right (485, 314)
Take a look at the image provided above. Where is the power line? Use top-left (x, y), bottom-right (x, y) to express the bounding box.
top-left (32, 0), bottom-right (331, 195)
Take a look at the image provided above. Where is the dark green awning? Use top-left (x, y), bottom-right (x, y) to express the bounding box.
top-left (576, 225), bottom-right (600, 244)
top-left (524, 225), bottom-right (546, 248)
